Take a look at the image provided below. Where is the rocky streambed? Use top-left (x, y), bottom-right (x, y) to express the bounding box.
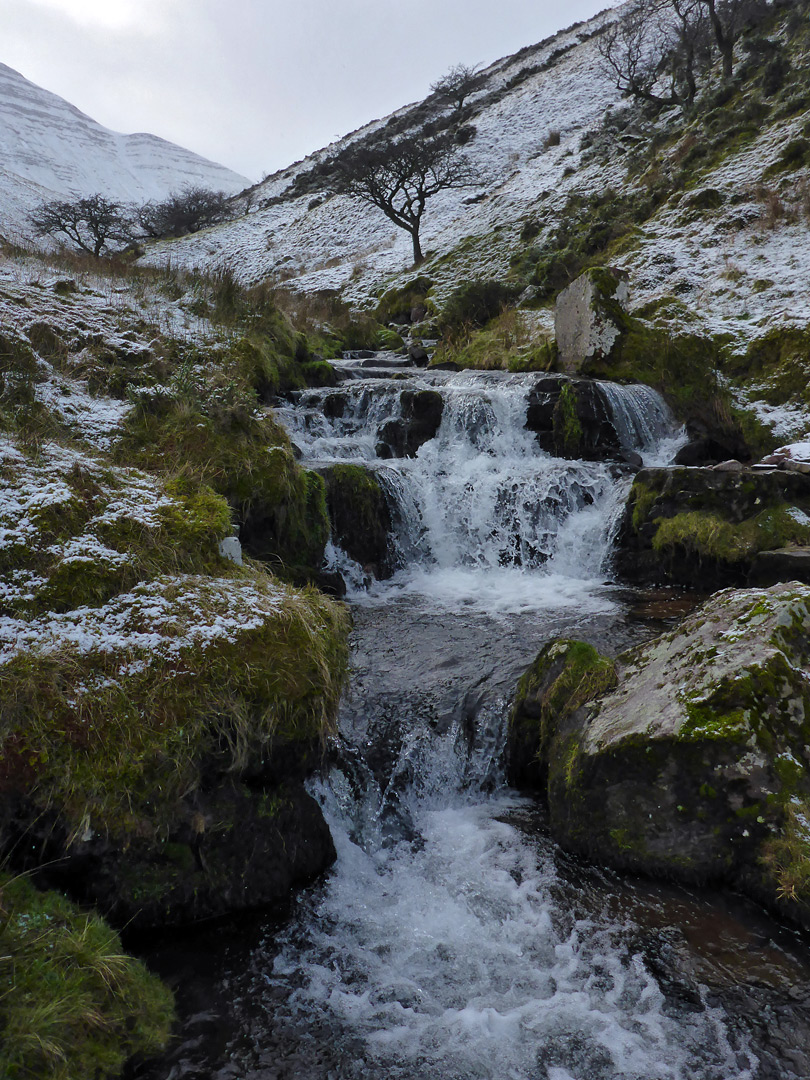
top-left (134, 355), bottom-right (810, 1080)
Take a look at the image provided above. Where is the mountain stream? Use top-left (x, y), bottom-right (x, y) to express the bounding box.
top-left (139, 358), bottom-right (810, 1080)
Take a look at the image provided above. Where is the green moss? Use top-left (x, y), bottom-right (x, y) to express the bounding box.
top-left (375, 277), bottom-right (435, 325)
top-left (727, 324), bottom-right (810, 409)
top-left (765, 137), bottom-right (810, 175)
top-left (511, 639), bottom-right (617, 779)
top-left (431, 308), bottom-right (555, 372)
top-left (552, 383), bottom-right (583, 456)
top-left (117, 366), bottom-right (329, 578)
top-left (650, 505), bottom-right (810, 567)
top-left (377, 327), bottom-right (406, 351)
top-left (629, 480), bottom-right (657, 533)
top-left (0, 572), bottom-right (350, 842)
top-left (0, 872), bottom-right (173, 1079)
top-left (652, 511), bottom-right (756, 564)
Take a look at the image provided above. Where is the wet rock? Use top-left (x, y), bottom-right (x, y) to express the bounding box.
top-left (615, 466), bottom-right (810, 588)
top-left (712, 459), bottom-right (745, 472)
top-left (554, 266), bottom-right (630, 375)
top-left (320, 463), bottom-right (394, 578)
top-left (407, 343), bottom-right (430, 366)
top-left (508, 584), bottom-right (810, 929)
top-left (526, 375), bottom-right (623, 461)
top-left (749, 546), bottom-right (810, 586)
top-left (376, 388), bottom-right (443, 458)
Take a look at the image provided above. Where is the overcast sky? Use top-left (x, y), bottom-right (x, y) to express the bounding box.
top-left (2, 0), bottom-right (615, 182)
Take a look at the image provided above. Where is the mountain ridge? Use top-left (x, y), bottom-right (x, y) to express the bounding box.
top-left (0, 61), bottom-right (250, 241)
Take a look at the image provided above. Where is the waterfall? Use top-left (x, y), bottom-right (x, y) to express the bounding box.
top-left (278, 368), bottom-right (685, 610)
top-left (158, 362), bottom-right (766, 1080)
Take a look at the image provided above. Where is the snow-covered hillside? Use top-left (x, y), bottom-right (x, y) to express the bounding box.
top-left (141, 10), bottom-right (624, 292)
top-left (0, 62), bottom-right (249, 241)
top-left (140, 2), bottom-right (810, 357)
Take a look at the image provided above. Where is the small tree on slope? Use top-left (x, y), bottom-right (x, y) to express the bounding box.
top-left (430, 63), bottom-right (485, 115)
top-left (329, 134), bottom-right (477, 266)
top-left (29, 194), bottom-right (134, 257)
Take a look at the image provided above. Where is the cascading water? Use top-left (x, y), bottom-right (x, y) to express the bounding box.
top-left (277, 365), bottom-right (686, 610)
top-left (150, 360), bottom-right (795, 1079)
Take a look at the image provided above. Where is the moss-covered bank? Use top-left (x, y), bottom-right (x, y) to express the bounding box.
top-left (617, 466), bottom-right (810, 587)
top-left (0, 872), bottom-right (173, 1079)
top-left (0, 435), bottom-right (349, 927)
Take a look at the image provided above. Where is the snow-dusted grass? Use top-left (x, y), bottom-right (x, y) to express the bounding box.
top-left (0, 435), bottom-right (234, 615)
top-left (0, 560), bottom-right (349, 840)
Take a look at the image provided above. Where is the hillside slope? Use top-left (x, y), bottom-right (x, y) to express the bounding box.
top-left (0, 62), bottom-right (249, 241)
top-left (140, 2), bottom-right (810, 379)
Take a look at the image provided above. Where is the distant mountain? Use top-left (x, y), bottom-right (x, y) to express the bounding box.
top-left (0, 62), bottom-right (249, 239)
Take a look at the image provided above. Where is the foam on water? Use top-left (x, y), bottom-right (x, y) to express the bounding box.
top-left (281, 368), bottom-right (681, 603)
top-left (247, 363), bottom-right (752, 1080)
top-left (261, 788), bottom-right (755, 1080)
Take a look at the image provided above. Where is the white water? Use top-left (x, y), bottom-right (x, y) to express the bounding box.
top-left (253, 702), bottom-right (755, 1080)
top-left (244, 364), bottom-right (755, 1080)
top-left (279, 368), bottom-right (686, 611)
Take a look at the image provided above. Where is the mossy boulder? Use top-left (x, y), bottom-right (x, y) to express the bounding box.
top-left (525, 375), bottom-right (626, 461)
top-left (616, 466), bottom-right (810, 588)
top-left (509, 585), bottom-right (810, 928)
top-left (119, 372), bottom-right (330, 581)
top-left (0, 872), bottom-right (173, 1078)
top-left (0, 570), bottom-right (349, 927)
top-left (375, 276), bottom-right (435, 325)
top-left (321, 463), bottom-right (394, 577)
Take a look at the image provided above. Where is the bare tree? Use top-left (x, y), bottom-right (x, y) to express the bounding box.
top-left (29, 194), bottom-right (134, 257)
top-left (697, 0), bottom-right (762, 79)
top-left (329, 135), bottom-right (477, 266)
top-left (598, 0), bottom-right (711, 106)
top-left (137, 186), bottom-right (232, 239)
top-left (430, 63), bottom-right (485, 114)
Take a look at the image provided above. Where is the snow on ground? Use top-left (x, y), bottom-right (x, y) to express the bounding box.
top-left (138, 3), bottom-right (810, 360)
top-left (140, 11), bottom-right (626, 300)
top-left (0, 575), bottom-right (286, 667)
top-left (0, 249), bottom-right (227, 450)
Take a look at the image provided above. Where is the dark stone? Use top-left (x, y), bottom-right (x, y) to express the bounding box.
top-left (749, 546), bottom-right (810, 586)
top-left (316, 569), bottom-right (348, 598)
top-left (616, 448), bottom-right (643, 468)
top-left (430, 361), bottom-right (462, 371)
top-left (508, 585), bottom-right (810, 930)
top-left (526, 375), bottom-right (624, 461)
top-left (408, 344), bottom-right (430, 366)
top-left (320, 463), bottom-right (394, 578)
top-left (615, 466), bottom-right (810, 589)
top-left (376, 389), bottom-right (443, 458)
top-left (2, 751), bottom-right (335, 930)
top-left (322, 392), bottom-right (348, 419)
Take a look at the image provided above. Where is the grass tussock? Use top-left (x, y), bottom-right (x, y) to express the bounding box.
top-left (0, 872), bottom-right (173, 1079)
top-left (0, 572), bottom-right (350, 841)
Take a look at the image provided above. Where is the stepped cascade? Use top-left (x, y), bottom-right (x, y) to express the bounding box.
top-left (276, 360), bottom-right (686, 602)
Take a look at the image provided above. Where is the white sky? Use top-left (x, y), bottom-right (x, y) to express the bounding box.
top-left (1, 0), bottom-right (615, 182)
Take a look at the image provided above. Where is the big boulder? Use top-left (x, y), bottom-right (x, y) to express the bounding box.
top-left (616, 466), bottom-right (810, 589)
top-left (376, 388), bottom-right (443, 459)
top-left (508, 585), bottom-right (810, 928)
top-left (526, 375), bottom-right (624, 461)
top-left (554, 267), bottom-right (630, 375)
